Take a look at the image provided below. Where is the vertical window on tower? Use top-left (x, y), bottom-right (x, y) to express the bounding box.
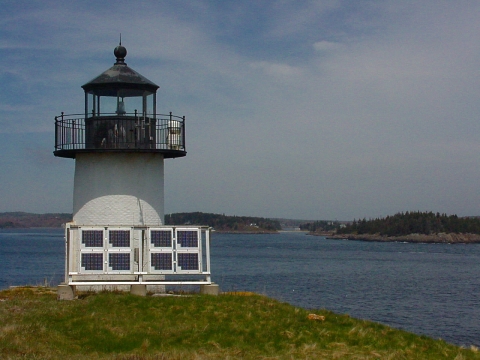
top-left (82, 230), bottom-right (103, 247)
top-left (109, 230), bottom-right (130, 247)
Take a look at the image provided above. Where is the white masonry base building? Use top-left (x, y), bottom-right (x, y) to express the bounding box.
top-left (64, 224), bottom-right (211, 286)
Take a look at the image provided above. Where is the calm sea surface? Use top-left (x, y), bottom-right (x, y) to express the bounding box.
top-left (1, 229), bottom-right (479, 347)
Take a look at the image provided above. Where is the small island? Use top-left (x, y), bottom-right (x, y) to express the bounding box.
top-left (302, 211), bottom-right (480, 244)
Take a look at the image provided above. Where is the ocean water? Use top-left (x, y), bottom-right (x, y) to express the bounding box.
top-left (1, 229), bottom-right (479, 347)
top-left (0, 228), bottom-right (65, 288)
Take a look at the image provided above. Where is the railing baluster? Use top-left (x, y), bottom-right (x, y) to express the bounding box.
top-left (182, 116), bottom-right (186, 151)
top-left (72, 120), bottom-right (76, 149)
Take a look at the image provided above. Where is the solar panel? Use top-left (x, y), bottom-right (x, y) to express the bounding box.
top-left (108, 253), bottom-right (130, 271)
top-left (177, 253), bottom-right (199, 270)
top-left (151, 253), bottom-right (172, 270)
top-left (177, 231), bottom-right (198, 247)
top-left (82, 230), bottom-right (103, 247)
top-left (109, 230), bottom-right (130, 247)
top-left (81, 253), bottom-right (103, 270)
top-left (151, 230), bottom-right (172, 247)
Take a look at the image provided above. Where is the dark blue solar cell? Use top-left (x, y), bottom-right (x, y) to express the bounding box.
top-left (151, 230), bottom-right (171, 247)
top-left (109, 253), bottom-right (130, 270)
top-left (177, 231), bottom-right (198, 247)
top-left (109, 230), bottom-right (130, 247)
top-left (151, 253), bottom-right (172, 270)
top-left (178, 253), bottom-right (198, 270)
top-left (82, 230), bottom-right (103, 247)
top-left (81, 253), bottom-right (103, 270)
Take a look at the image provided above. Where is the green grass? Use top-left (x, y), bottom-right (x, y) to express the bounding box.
top-left (0, 287), bottom-right (478, 359)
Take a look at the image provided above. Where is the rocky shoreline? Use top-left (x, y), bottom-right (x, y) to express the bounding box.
top-left (323, 232), bottom-right (480, 244)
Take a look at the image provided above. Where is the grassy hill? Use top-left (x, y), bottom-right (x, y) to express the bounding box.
top-left (0, 287), bottom-right (478, 359)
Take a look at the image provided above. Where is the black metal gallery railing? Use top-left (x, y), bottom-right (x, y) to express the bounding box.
top-left (54, 112), bottom-right (185, 154)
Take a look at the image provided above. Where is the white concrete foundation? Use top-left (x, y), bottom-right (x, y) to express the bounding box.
top-left (200, 283), bottom-right (220, 295)
top-left (57, 284), bottom-right (75, 300)
top-left (130, 284), bottom-right (147, 296)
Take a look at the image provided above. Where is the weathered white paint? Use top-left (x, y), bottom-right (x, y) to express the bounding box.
top-left (73, 153), bottom-right (164, 225)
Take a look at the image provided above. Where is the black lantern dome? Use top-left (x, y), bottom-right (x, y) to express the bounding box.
top-left (82, 45), bottom-right (159, 95)
top-left (54, 44), bottom-right (186, 159)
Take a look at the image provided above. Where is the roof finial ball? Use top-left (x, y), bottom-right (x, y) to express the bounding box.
top-left (114, 37), bottom-right (127, 65)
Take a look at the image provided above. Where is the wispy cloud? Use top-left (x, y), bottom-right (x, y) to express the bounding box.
top-left (1, 1), bottom-right (480, 219)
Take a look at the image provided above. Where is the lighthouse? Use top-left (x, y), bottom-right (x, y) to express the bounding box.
top-left (55, 43), bottom-right (217, 298)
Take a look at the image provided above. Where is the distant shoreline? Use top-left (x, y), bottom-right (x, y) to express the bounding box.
top-left (214, 230), bottom-right (278, 234)
top-left (323, 233), bottom-right (480, 244)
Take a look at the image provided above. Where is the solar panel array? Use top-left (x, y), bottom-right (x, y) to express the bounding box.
top-left (76, 227), bottom-right (206, 275)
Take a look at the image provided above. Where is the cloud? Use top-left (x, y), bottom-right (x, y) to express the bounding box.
top-left (1, 1), bottom-right (480, 219)
top-left (313, 40), bottom-right (343, 52)
top-left (249, 61), bottom-right (303, 77)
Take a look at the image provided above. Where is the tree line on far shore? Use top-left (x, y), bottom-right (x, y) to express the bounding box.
top-left (0, 212), bottom-right (72, 228)
top-left (335, 211), bottom-right (480, 236)
top-left (165, 212), bottom-right (281, 232)
top-left (299, 220), bottom-right (341, 233)
top-left (0, 211), bottom-right (282, 231)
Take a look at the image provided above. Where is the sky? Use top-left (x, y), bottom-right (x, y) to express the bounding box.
top-left (1, 1), bottom-right (480, 221)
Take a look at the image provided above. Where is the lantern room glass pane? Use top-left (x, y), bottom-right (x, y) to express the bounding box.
top-left (145, 93), bottom-right (154, 116)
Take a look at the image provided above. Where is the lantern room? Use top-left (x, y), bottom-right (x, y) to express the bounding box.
top-left (54, 43), bottom-right (186, 158)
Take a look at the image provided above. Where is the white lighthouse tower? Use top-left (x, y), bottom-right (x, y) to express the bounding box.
top-left (55, 44), bottom-right (216, 298)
